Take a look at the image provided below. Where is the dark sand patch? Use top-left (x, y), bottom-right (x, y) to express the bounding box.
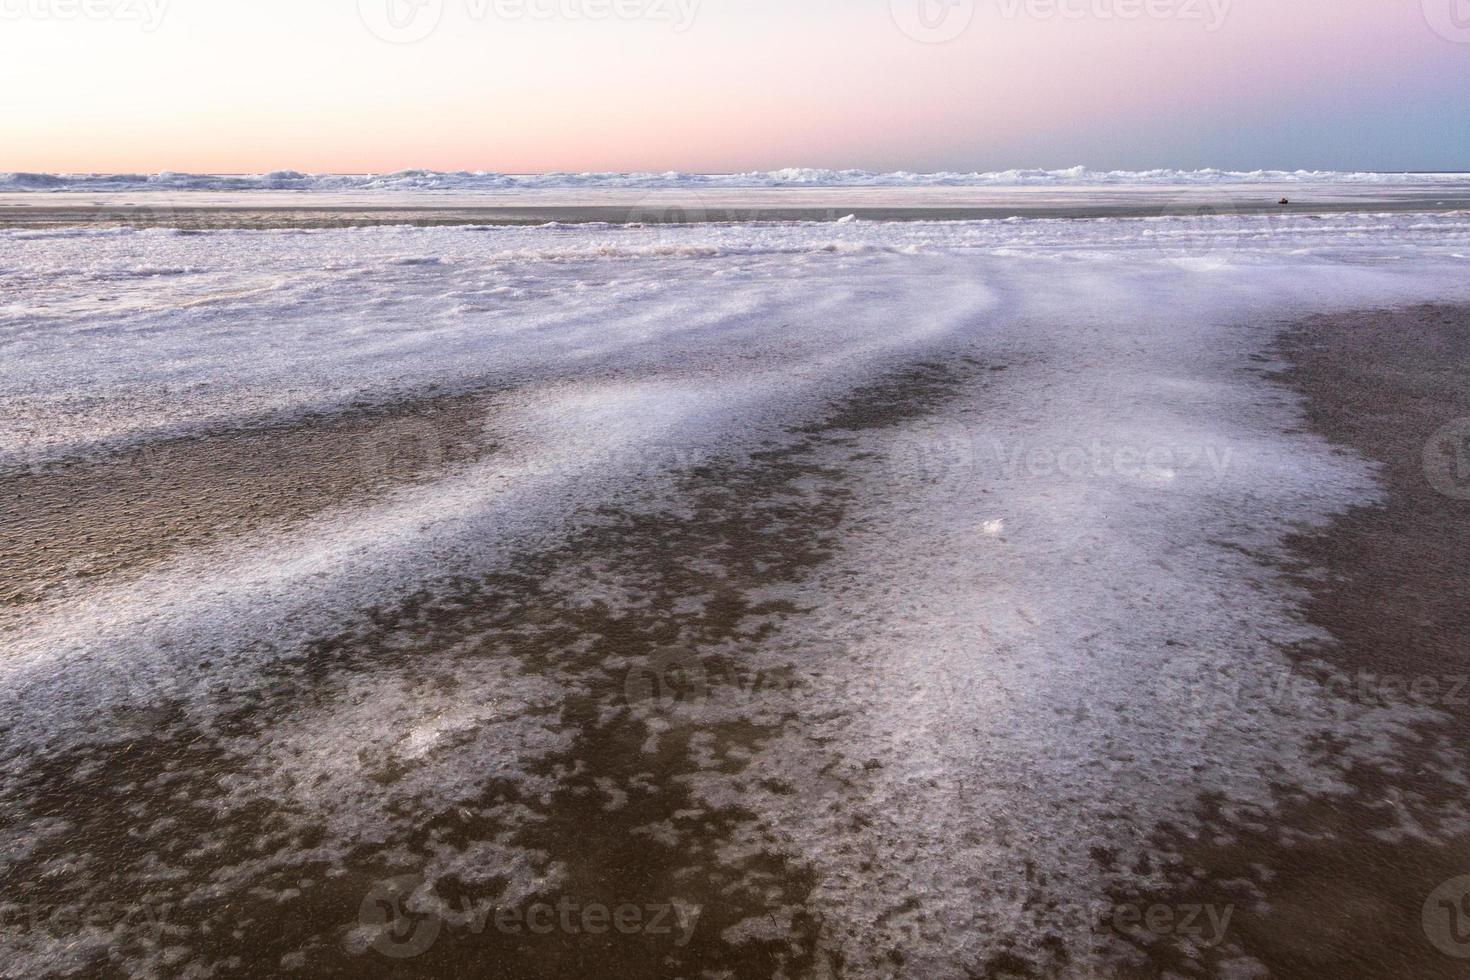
top-left (0, 353), bottom-right (997, 979)
top-left (1085, 305), bottom-right (1470, 979)
top-left (0, 389), bottom-right (499, 613)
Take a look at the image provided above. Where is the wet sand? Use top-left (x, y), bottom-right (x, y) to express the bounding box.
top-left (0, 389), bottom-right (499, 614)
top-left (6, 197), bottom-right (1470, 230)
top-left (0, 354), bottom-right (993, 979)
top-left (1110, 304), bottom-right (1470, 979)
top-left (4, 301), bottom-right (1469, 978)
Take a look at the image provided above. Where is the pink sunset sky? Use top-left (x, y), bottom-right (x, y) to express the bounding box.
top-left (1, 0), bottom-right (1466, 174)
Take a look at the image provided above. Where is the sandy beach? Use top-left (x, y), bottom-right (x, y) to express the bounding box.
top-left (3, 204), bottom-right (1470, 978)
top-left (1081, 304), bottom-right (1470, 979)
top-left (5, 176), bottom-right (1470, 230)
top-left (7, 0), bottom-right (1469, 969)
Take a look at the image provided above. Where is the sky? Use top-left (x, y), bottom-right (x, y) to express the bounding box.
top-left (1, 0), bottom-right (1467, 174)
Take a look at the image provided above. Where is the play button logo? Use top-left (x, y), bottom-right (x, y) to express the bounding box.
top-left (359, 0), bottom-right (444, 43)
top-left (891, 0), bottom-right (975, 42)
top-left (1423, 0), bottom-right (1470, 42)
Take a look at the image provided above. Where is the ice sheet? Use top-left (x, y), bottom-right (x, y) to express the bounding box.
top-left (4, 211), bottom-right (1469, 468)
top-left (3, 206), bottom-right (1470, 976)
top-left (5, 167), bottom-right (1470, 193)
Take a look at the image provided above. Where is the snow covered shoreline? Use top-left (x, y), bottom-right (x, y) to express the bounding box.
top-left (4, 167), bottom-right (1470, 193)
top-left (3, 208), bottom-right (1470, 977)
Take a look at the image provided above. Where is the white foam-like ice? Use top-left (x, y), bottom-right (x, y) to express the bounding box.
top-left (0, 249), bottom-right (994, 747)
top-left (4, 167), bottom-right (1470, 192)
top-left (677, 266), bottom-right (1470, 975)
top-left (4, 212), bottom-right (1469, 468)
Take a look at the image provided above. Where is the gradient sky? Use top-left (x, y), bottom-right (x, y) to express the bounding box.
top-left (2, 0), bottom-right (1467, 173)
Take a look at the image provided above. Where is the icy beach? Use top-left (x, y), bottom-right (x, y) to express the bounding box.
top-left (3, 190), bottom-right (1470, 978)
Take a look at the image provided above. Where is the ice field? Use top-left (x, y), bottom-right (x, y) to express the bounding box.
top-left (3, 197), bottom-right (1470, 976)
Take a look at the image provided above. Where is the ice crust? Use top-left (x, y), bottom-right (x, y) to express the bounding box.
top-left (4, 211), bottom-right (1469, 468)
top-left (4, 203), bottom-right (1470, 975)
top-left (4, 167), bottom-right (1470, 192)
